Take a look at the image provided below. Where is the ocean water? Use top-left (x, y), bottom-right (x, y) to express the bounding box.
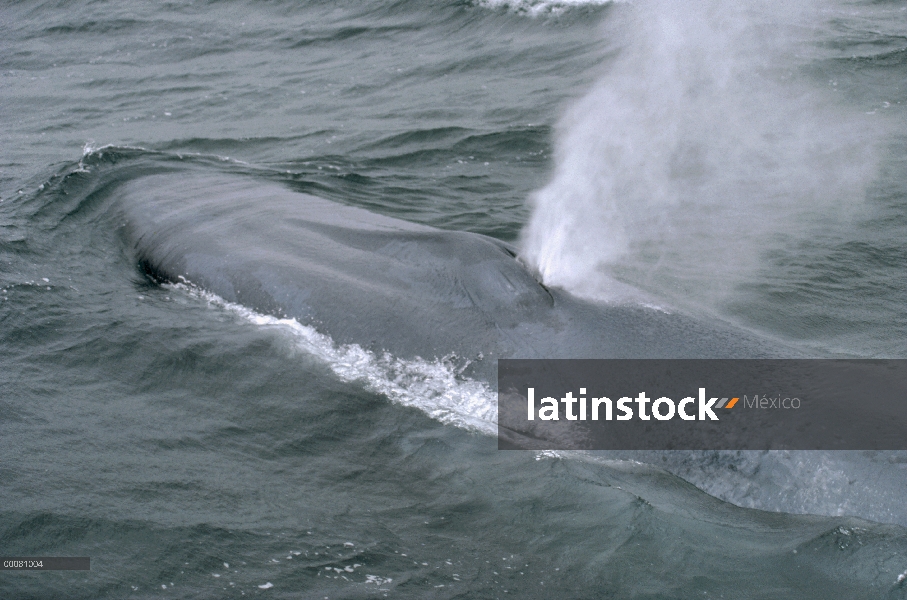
top-left (2, 0), bottom-right (907, 598)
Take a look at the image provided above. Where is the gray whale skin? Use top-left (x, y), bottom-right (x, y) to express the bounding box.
top-left (117, 173), bottom-right (781, 380)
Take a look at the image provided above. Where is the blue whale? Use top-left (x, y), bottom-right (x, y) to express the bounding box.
top-left (115, 173), bottom-right (785, 379)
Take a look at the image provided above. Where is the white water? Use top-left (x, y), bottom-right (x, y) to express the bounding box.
top-left (170, 283), bottom-right (499, 435)
top-left (476, 0), bottom-right (616, 16)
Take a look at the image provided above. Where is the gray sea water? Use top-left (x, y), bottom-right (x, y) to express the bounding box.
top-left (2, 0), bottom-right (907, 598)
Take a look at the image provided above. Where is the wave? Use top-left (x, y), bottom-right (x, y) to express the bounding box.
top-left (475, 0), bottom-right (617, 16)
top-left (173, 283), bottom-right (499, 436)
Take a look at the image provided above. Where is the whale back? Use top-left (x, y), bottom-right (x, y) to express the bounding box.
top-left (115, 173), bottom-right (788, 378)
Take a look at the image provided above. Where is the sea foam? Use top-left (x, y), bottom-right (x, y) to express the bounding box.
top-left (169, 283), bottom-right (498, 436)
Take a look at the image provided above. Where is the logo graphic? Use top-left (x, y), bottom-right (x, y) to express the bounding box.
top-left (526, 388), bottom-right (739, 422)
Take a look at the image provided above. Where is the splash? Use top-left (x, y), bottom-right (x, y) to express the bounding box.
top-left (521, 0), bottom-right (881, 309)
top-left (476, 0), bottom-right (616, 17)
top-left (169, 283), bottom-right (498, 435)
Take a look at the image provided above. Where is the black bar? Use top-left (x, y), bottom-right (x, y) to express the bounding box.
top-left (0, 558), bottom-right (90, 571)
top-left (498, 359), bottom-right (907, 450)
